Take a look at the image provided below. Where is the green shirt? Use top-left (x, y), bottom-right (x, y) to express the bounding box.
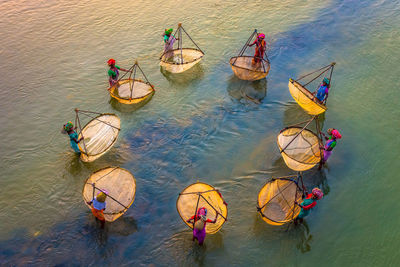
top-left (108, 65), bottom-right (120, 79)
top-left (327, 138), bottom-right (337, 149)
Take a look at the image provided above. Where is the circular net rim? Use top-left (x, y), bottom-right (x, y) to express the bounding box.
top-left (78, 113), bottom-right (120, 157)
top-left (289, 80), bottom-right (327, 111)
top-left (277, 126), bottom-right (322, 166)
top-left (257, 178), bottom-right (303, 225)
top-left (229, 56), bottom-right (271, 74)
top-left (176, 182), bottom-right (228, 234)
top-left (160, 48), bottom-right (204, 65)
top-left (82, 166), bottom-right (136, 222)
top-left (109, 78), bottom-right (155, 103)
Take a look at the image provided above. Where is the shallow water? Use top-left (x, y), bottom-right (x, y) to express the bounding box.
top-left (1, 0), bottom-right (400, 265)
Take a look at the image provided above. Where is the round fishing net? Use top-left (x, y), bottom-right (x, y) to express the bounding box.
top-left (277, 127), bottom-right (321, 171)
top-left (230, 56), bottom-right (270, 81)
top-left (109, 79), bottom-right (154, 105)
top-left (176, 182), bottom-right (228, 234)
top-left (82, 167), bottom-right (136, 222)
top-left (288, 63), bottom-right (335, 115)
top-left (257, 178), bottom-right (303, 225)
top-left (78, 113), bottom-right (120, 162)
top-left (288, 80), bottom-right (327, 115)
top-left (160, 48), bottom-right (204, 73)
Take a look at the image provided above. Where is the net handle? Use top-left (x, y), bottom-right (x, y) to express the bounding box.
top-left (324, 63), bottom-right (335, 105)
top-left (89, 183), bottom-right (129, 210)
top-left (76, 110), bottom-right (120, 131)
top-left (315, 116), bottom-right (325, 167)
top-left (257, 176), bottom-right (297, 211)
top-left (233, 29), bottom-right (258, 66)
top-left (295, 62), bottom-right (335, 85)
top-left (280, 116), bottom-right (317, 154)
top-left (129, 62), bottom-right (137, 99)
top-left (75, 109), bottom-right (88, 154)
top-left (179, 23), bottom-right (204, 54)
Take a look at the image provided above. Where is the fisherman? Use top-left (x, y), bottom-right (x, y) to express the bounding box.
top-left (313, 78), bottom-right (330, 103)
top-left (107, 58), bottom-right (131, 87)
top-left (62, 121), bottom-right (83, 154)
top-left (248, 33), bottom-right (266, 65)
top-left (162, 28), bottom-right (177, 61)
top-left (321, 128), bottom-right (342, 165)
top-left (87, 191), bottom-right (108, 228)
top-left (294, 187), bottom-right (323, 224)
top-left (186, 207), bottom-right (218, 245)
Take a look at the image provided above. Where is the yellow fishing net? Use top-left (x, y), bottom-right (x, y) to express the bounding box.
top-left (109, 79), bottom-right (154, 105)
top-left (288, 80), bottom-right (327, 115)
top-left (82, 167), bottom-right (136, 222)
top-left (257, 178), bottom-right (303, 225)
top-left (176, 182), bottom-right (228, 234)
top-left (277, 127), bottom-right (321, 171)
top-left (77, 113), bottom-right (120, 162)
top-left (230, 56), bottom-right (270, 81)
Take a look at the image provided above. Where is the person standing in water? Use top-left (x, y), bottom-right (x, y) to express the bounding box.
top-left (186, 207), bottom-right (218, 245)
top-left (107, 58), bottom-right (131, 87)
top-left (294, 187), bottom-right (324, 224)
top-left (313, 78), bottom-right (330, 103)
top-left (321, 128), bottom-right (342, 166)
top-left (62, 121), bottom-right (83, 154)
top-left (87, 191), bottom-right (108, 228)
top-left (248, 33), bottom-right (266, 65)
top-left (162, 28), bottom-right (177, 61)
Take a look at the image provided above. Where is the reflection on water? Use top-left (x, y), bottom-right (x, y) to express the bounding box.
top-left (226, 76), bottom-right (267, 104)
top-left (294, 222), bottom-right (312, 253)
top-left (160, 63), bottom-right (205, 87)
top-left (109, 95), bottom-right (154, 113)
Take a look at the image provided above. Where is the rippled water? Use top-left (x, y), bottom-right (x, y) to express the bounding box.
top-left (1, 0), bottom-right (400, 265)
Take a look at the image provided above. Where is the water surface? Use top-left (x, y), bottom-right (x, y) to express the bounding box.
top-left (1, 0), bottom-right (399, 265)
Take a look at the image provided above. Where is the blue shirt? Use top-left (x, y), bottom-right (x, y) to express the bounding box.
top-left (68, 131), bottom-right (81, 153)
top-left (316, 84), bottom-right (329, 102)
top-left (92, 197), bottom-right (106, 211)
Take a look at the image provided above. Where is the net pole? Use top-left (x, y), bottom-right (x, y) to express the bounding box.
top-left (192, 193), bottom-right (201, 228)
top-left (79, 112), bottom-right (120, 131)
top-left (77, 110), bottom-right (103, 115)
top-left (324, 62), bottom-right (335, 105)
top-left (302, 66), bottom-right (331, 87)
top-left (130, 63), bottom-right (137, 99)
top-left (258, 178), bottom-right (295, 210)
top-left (280, 116), bottom-right (317, 154)
top-left (117, 63), bottom-right (135, 83)
top-left (180, 26), bottom-right (204, 54)
top-left (294, 63), bottom-right (334, 83)
top-left (199, 194), bottom-right (227, 221)
top-left (91, 184), bottom-right (129, 210)
top-left (75, 109), bottom-right (88, 154)
top-left (179, 24), bottom-right (184, 64)
top-left (233, 30), bottom-right (257, 65)
top-left (315, 116), bottom-right (324, 167)
top-left (289, 173), bottom-right (300, 223)
top-left (137, 63), bottom-right (151, 84)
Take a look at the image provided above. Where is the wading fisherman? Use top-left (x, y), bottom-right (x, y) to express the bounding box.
top-left (87, 191), bottom-right (108, 228)
top-left (248, 33), bottom-right (266, 65)
top-left (321, 128), bottom-right (342, 166)
top-left (294, 188), bottom-right (323, 224)
top-left (162, 28), bottom-right (177, 61)
top-left (107, 58), bottom-right (131, 87)
top-left (62, 121), bottom-right (83, 154)
top-left (313, 78), bottom-right (330, 103)
top-left (186, 207), bottom-right (218, 245)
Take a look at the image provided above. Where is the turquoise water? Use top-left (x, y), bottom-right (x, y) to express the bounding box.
top-left (1, 0), bottom-right (400, 265)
